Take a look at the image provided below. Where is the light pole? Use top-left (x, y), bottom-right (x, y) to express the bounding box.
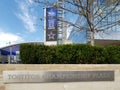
top-left (0, 49), bottom-right (1, 63)
top-left (10, 46), bottom-right (12, 64)
top-left (8, 42), bottom-right (12, 64)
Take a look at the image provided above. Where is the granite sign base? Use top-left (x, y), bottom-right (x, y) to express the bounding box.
top-left (0, 64), bottom-right (120, 90)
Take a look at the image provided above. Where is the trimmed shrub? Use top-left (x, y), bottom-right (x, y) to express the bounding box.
top-left (54, 44), bottom-right (76, 64)
top-left (92, 46), bottom-right (106, 64)
top-left (20, 44), bottom-right (120, 64)
top-left (105, 46), bottom-right (120, 64)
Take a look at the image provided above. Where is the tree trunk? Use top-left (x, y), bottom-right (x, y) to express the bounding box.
top-left (90, 30), bottom-right (94, 46)
top-left (89, 1), bottom-right (94, 46)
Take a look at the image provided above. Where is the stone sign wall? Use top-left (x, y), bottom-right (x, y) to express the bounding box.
top-left (0, 64), bottom-right (120, 90)
top-left (3, 71), bottom-right (114, 83)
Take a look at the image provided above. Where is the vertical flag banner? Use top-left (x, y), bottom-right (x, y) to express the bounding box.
top-left (46, 7), bottom-right (57, 41)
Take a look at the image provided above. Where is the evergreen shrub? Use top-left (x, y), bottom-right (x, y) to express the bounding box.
top-left (20, 44), bottom-right (120, 64)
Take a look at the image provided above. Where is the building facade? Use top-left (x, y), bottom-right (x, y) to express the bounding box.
top-left (0, 44), bottom-right (20, 64)
top-left (68, 0), bottom-right (120, 45)
top-left (0, 42), bottom-right (43, 64)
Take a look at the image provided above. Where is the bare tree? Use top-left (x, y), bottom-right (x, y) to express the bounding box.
top-left (34, 0), bottom-right (120, 46)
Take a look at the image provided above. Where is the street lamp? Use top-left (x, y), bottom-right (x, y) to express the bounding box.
top-left (7, 42), bottom-right (12, 64)
top-left (0, 49), bottom-right (1, 63)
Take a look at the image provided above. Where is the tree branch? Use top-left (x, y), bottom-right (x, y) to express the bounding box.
top-left (57, 18), bottom-right (89, 31)
top-left (94, 0), bottom-right (120, 28)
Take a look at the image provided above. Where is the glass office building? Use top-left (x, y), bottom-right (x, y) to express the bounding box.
top-left (68, 0), bottom-right (120, 45)
top-left (68, 16), bottom-right (89, 44)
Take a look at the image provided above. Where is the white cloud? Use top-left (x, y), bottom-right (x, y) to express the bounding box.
top-left (0, 31), bottom-right (24, 48)
top-left (16, 0), bottom-right (36, 32)
top-left (28, 0), bottom-right (33, 4)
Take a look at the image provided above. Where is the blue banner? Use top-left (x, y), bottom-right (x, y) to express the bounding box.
top-left (46, 7), bottom-right (57, 41)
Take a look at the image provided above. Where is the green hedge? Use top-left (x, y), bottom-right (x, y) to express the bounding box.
top-left (20, 44), bottom-right (120, 64)
top-left (105, 46), bottom-right (120, 64)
